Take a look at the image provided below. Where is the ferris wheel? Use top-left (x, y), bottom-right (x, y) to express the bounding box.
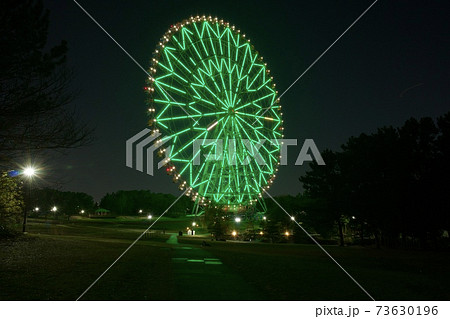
top-left (145, 16), bottom-right (283, 211)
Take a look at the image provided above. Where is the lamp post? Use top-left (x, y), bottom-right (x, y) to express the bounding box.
top-left (22, 167), bottom-right (36, 233)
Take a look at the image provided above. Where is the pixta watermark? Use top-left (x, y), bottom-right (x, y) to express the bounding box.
top-left (126, 129), bottom-right (325, 176)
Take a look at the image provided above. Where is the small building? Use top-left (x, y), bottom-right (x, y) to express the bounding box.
top-left (89, 208), bottom-right (112, 218)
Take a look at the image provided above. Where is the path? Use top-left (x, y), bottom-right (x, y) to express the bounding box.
top-left (166, 234), bottom-right (261, 300)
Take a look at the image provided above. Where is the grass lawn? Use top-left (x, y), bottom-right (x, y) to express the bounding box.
top-left (0, 219), bottom-right (174, 300)
top-left (178, 237), bottom-right (450, 300)
top-left (1, 218), bottom-right (449, 300)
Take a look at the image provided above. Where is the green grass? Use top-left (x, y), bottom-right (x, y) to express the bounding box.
top-left (1, 218), bottom-right (449, 300)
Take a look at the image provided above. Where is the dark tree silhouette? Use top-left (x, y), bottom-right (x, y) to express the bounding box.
top-left (300, 112), bottom-right (450, 249)
top-left (0, 0), bottom-right (93, 166)
top-left (100, 190), bottom-right (191, 216)
top-left (300, 150), bottom-right (347, 245)
top-left (204, 206), bottom-right (230, 240)
top-left (32, 188), bottom-right (95, 217)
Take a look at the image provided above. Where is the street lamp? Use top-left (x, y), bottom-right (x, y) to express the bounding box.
top-left (262, 216), bottom-right (266, 221)
top-left (139, 209), bottom-right (143, 214)
top-left (235, 217), bottom-right (241, 223)
top-left (22, 166), bottom-right (36, 233)
top-left (80, 210), bottom-right (85, 214)
top-left (290, 216), bottom-right (295, 221)
top-left (51, 206), bottom-right (57, 212)
top-left (147, 215), bottom-right (152, 219)
top-left (23, 167), bottom-right (36, 177)
top-left (232, 231), bottom-right (237, 237)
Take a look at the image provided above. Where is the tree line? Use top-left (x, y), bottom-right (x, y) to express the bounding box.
top-left (99, 190), bottom-right (192, 217)
top-left (266, 112), bottom-right (450, 249)
top-left (29, 189), bottom-right (193, 217)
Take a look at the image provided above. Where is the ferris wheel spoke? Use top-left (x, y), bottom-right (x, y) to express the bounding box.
top-left (171, 130), bottom-right (208, 159)
top-left (163, 127), bottom-right (192, 140)
top-left (235, 111), bottom-right (279, 124)
top-left (252, 129), bottom-right (280, 164)
top-left (234, 116), bottom-right (278, 174)
top-left (236, 150), bottom-right (251, 199)
top-left (201, 162), bottom-right (216, 197)
top-left (193, 23), bottom-right (209, 56)
top-left (233, 119), bottom-right (268, 180)
top-left (155, 80), bottom-right (186, 96)
top-left (189, 87), bottom-right (219, 113)
top-left (177, 117), bottom-right (226, 180)
top-left (156, 111), bottom-right (225, 122)
top-left (246, 65), bottom-right (264, 89)
top-left (239, 44), bottom-right (250, 78)
top-left (192, 83), bottom-right (228, 109)
top-left (192, 140), bottom-right (219, 187)
top-left (165, 49), bottom-right (193, 75)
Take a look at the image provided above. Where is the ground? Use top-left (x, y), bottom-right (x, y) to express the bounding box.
top-left (0, 217), bottom-right (449, 300)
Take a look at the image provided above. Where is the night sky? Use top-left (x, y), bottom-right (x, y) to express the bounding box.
top-left (42, 0), bottom-right (449, 201)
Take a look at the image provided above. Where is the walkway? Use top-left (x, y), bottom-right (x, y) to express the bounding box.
top-left (166, 234), bottom-right (261, 300)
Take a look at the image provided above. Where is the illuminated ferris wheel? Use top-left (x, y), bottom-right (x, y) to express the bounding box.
top-left (145, 16), bottom-right (283, 211)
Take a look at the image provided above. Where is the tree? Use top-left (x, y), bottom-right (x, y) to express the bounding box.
top-left (0, 171), bottom-right (24, 236)
top-left (339, 127), bottom-right (404, 246)
top-left (0, 0), bottom-right (92, 166)
top-left (99, 190), bottom-right (191, 216)
top-left (203, 207), bottom-right (230, 240)
top-left (32, 188), bottom-right (94, 218)
top-left (300, 112), bottom-right (450, 249)
top-left (435, 113), bottom-right (450, 235)
top-left (300, 150), bottom-right (347, 245)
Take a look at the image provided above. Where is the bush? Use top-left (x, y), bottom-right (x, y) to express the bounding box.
top-left (0, 225), bottom-right (20, 239)
top-left (0, 171), bottom-right (24, 233)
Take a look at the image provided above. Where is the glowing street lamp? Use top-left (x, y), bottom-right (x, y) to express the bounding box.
top-left (147, 215), bottom-right (152, 219)
top-left (23, 167), bottom-right (36, 177)
top-left (51, 206), bottom-right (57, 212)
top-left (34, 207), bottom-right (39, 212)
top-left (262, 216), bottom-right (267, 221)
top-left (22, 166), bottom-right (37, 233)
top-left (290, 216), bottom-right (295, 221)
top-left (232, 231), bottom-right (237, 237)
top-left (80, 210), bottom-right (85, 214)
top-left (285, 231), bottom-right (290, 236)
top-left (234, 217), bottom-right (241, 223)
top-left (139, 209), bottom-right (143, 214)
top-left (192, 222), bottom-right (197, 227)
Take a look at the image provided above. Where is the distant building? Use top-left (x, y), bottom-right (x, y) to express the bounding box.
top-left (89, 208), bottom-right (112, 218)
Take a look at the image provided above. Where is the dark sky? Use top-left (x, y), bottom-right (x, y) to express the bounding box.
top-left (42, 0), bottom-right (449, 201)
